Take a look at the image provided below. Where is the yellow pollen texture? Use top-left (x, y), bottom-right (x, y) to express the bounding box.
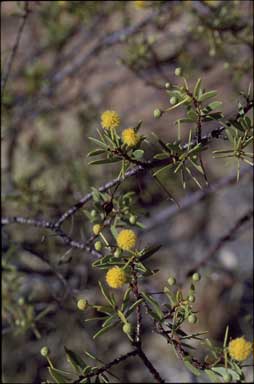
top-left (106, 267), bottom-right (126, 288)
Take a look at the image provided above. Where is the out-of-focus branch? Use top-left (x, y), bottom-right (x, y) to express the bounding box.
top-left (45, 3), bottom-right (172, 93)
top-left (2, 166), bottom-right (252, 259)
top-left (185, 208), bottom-right (254, 277)
top-left (143, 166), bottom-right (252, 233)
top-left (72, 349), bottom-right (139, 384)
top-left (1, 1), bottom-right (30, 96)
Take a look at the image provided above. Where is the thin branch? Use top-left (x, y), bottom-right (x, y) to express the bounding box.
top-left (185, 208), bottom-right (254, 277)
top-left (72, 349), bottom-right (138, 383)
top-left (1, 2), bottom-right (30, 96)
top-left (2, 166), bottom-right (252, 258)
top-left (136, 347), bottom-right (165, 383)
top-left (1, 216), bottom-right (54, 229)
top-left (44, 3), bottom-right (172, 93)
top-left (143, 166), bottom-right (252, 233)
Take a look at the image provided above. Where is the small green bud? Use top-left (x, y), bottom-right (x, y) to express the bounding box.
top-left (18, 297), bottom-right (25, 306)
top-left (170, 96), bottom-right (177, 105)
top-left (175, 67), bottom-right (182, 76)
top-left (95, 241), bottom-right (102, 251)
top-left (188, 295), bottom-right (195, 303)
top-left (122, 322), bottom-right (132, 334)
top-left (223, 62), bottom-right (229, 69)
top-left (40, 346), bottom-right (49, 357)
top-left (209, 48), bottom-right (215, 57)
top-left (165, 82), bottom-right (171, 89)
top-left (15, 319), bottom-right (20, 326)
top-left (224, 373), bottom-right (232, 383)
top-left (114, 248), bottom-right (121, 257)
top-left (147, 35), bottom-right (155, 45)
top-left (77, 298), bottom-right (88, 311)
top-left (197, 25), bottom-right (204, 33)
top-left (167, 276), bottom-right (176, 286)
top-left (91, 210), bottom-right (97, 218)
top-left (192, 272), bottom-right (201, 282)
top-left (188, 314), bottom-right (197, 324)
top-left (20, 320), bottom-right (26, 327)
top-left (93, 224), bottom-right (102, 235)
top-left (129, 215), bottom-right (137, 225)
top-left (153, 108), bottom-right (163, 119)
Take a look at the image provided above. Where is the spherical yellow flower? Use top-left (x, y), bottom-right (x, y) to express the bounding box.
top-left (117, 229), bottom-right (137, 251)
top-left (122, 128), bottom-right (140, 147)
top-left (106, 267), bottom-right (127, 289)
top-left (93, 224), bottom-right (102, 235)
top-left (58, 0), bottom-right (67, 7)
top-left (134, 0), bottom-right (146, 9)
top-left (203, 0), bottom-right (220, 7)
top-left (101, 110), bottom-right (120, 130)
top-left (228, 337), bottom-right (252, 361)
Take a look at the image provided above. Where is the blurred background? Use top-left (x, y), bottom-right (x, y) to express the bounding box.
top-left (1, 1), bottom-right (253, 382)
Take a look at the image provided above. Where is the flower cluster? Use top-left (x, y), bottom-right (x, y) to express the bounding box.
top-left (122, 128), bottom-right (140, 147)
top-left (228, 337), bottom-right (252, 361)
top-left (101, 110), bottom-right (120, 130)
top-left (116, 229), bottom-right (137, 251)
top-left (106, 267), bottom-right (127, 288)
top-left (134, 1), bottom-right (147, 9)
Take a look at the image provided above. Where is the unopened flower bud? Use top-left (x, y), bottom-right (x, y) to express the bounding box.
top-left (40, 346), bottom-right (49, 357)
top-left (77, 298), bottom-right (88, 311)
top-left (93, 224), bottom-right (102, 235)
top-left (188, 295), bottom-right (195, 303)
top-left (18, 297), bottom-right (25, 306)
top-left (170, 96), bottom-right (177, 105)
top-left (175, 67), bottom-right (182, 76)
top-left (192, 272), bottom-right (201, 282)
top-left (114, 248), bottom-right (121, 257)
top-left (167, 276), bottom-right (176, 286)
top-left (129, 215), bottom-right (137, 225)
top-left (95, 241), bottom-right (102, 251)
top-left (188, 314), bottom-right (197, 324)
top-left (153, 108), bottom-right (163, 119)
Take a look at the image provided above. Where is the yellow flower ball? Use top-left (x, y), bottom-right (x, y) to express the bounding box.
top-left (106, 267), bottom-right (127, 289)
top-left (228, 337), bottom-right (252, 361)
top-left (93, 224), bottom-right (102, 235)
top-left (116, 229), bottom-right (137, 251)
top-left (122, 128), bottom-right (140, 147)
top-left (134, 0), bottom-right (147, 9)
top-left (203, 0), bottom-right (221, 7)
top-left (101, 110), bottom-right (120, 130)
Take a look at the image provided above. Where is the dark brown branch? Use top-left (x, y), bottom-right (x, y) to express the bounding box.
top-left (135, 347), bottom-right (165, 383)
top-left (72, 349), bottom-right (138, 383)
top-left (2, 166), bottom-right (252, 258)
